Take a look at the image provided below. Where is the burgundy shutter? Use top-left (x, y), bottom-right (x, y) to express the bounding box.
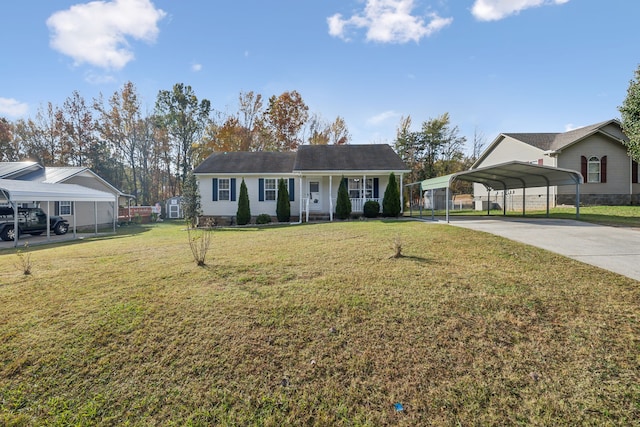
top-left (633, 160), bottom-right (638, 184)
top-left (601, 156), bottom-right (607, 183)
top-left (581, 156), bottom-right (587, 182)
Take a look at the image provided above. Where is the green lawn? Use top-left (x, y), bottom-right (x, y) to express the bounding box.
top-left (0, 220), bottom-right (638, 426)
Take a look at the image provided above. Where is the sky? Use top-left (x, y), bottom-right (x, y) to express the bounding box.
top-left (1, 0), bottom-right (639, 153)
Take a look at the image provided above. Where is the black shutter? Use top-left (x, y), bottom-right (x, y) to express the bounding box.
top-left (55, 202), bottom-right (59, 215)
top-left (601, 156), bottom-right (607, 183)
top-left (633, 160), bottom-right (638, 184)
top-left (288, 178), bottom-right (295, 202)
top-left (212, 178), bottom-right (218, 201)
top-left (259, 179), bottom-right (264, 201)
top-left (581, 156), bottom-right (587, 182)
top-left (373, 178), bottom-right (379, 198)
top-left (230, 178), bottom-right (237, 201)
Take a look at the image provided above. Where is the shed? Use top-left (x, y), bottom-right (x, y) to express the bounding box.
top-left (165, 196), bottom-right (183, 219)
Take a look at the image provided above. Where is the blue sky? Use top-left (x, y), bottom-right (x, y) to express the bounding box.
top-left (1, 0), bottom-right (639, 153)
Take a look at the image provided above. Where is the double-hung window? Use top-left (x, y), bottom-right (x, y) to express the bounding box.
top-left (264, 178), bottom-right (277, 201)
top-left (348, 178), bottom-right (374, 198)
top-left (218, 178), bottom-right (231, 201)
top-left (348, 178), bottom-right (361, 199)
top-left (59, 201), bottom-right (72, 215)
top-left (587, 156), bottom-right (601, 183)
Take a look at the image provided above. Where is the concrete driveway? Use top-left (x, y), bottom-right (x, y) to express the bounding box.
top-left (443, 216), bottom-right (640, 282)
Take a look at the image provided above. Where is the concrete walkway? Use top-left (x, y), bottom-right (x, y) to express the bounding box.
top-left (442, 216), bottom-right (640, 282)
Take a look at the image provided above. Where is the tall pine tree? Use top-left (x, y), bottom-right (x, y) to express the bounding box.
top-left (335, 177), bottom-right (352, 220)
top-left (236, 178), bottom-right (251, 225)
top-left (276, 178), bottom-right (290, 222)
top-left (382, 173), bottom-right (401, 217)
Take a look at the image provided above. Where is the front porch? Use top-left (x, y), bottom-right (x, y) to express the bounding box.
top-left (298, 173), bottom-right (403, 222)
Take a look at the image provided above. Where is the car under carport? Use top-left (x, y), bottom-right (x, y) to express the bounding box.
top-left (0, 178), bottom-right (118, 247)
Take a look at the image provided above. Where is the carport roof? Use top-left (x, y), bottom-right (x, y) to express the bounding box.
top-left (419, 161), bottom-right (583, 191)
top-left (0, 179), bottom-right (116, 203)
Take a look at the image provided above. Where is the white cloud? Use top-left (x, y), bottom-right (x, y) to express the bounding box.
top-left (564, 123), bottom-right (580, 132)
top-left (328, 0), bottom-right (453, 43)
top-left (471, 0), bottom-right (569, 22)
top-left (47, 0), bottom-right (166, 70)
top-left (0, 98), bottom-right (29, 117)
top-left (192, 63), bottom-right (203, 72)
top-left (367, 110), bottom-right (400, 125)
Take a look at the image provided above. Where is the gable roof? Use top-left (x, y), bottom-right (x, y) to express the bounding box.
top-left (475, 119), bottom-right (626, 167)
top-left (193, 144), bottom-right (409, 175)
top-left (0, 162), bottom-right (41, 179)
top-left (293, 144), bottom-right (409, 172)
top-left (17, 166), bottom-right (125, 196)
top-left (0, 178), bottom-right (116, 203)
top-left (193, 151), bottom-right (296, 174)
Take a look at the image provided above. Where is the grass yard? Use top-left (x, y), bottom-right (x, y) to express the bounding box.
top-left (0, 220), bottom-right (638, 426)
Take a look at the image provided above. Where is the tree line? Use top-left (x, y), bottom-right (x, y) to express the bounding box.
top-left (0, 80), bottom-right (484, 206)
top-left (0, 82), bottom-right (351, 205)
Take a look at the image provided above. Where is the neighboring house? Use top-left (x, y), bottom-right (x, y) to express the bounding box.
top-left (0, 162), bottom-right (130, 229)
top-left (472, 119), bottom-right (635, 208)
top-left (193, 144), bottom-right (410, 223)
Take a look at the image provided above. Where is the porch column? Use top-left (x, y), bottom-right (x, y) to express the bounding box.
top-left (400, 174), bottom-right (404, 214)
top-left (299, 175), bottom-right (303, 223)
top-left (94, 201), bottom-right (98, 235)
top-left (113, 196), bottom-right (117, 232)
top-left (362, 175), bottom-right (366, 211)
top-left (329, 176), bottom-right (333, 222)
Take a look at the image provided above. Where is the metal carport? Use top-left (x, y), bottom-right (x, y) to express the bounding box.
top-left (0, 178), bottom-right (118, 247)
top-left (411, 161), bottom-right (583, 222)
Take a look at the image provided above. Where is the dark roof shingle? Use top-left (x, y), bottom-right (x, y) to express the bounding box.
top-left (293, 144), bottom-right (407, 171)
top-left (193, 151), bottom-right (296, 174)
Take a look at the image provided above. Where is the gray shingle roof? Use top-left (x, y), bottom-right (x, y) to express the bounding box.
top-left (293, 144), bottom-right (408, 172)
top-left (193, 144), bottom-right (408, 174)
top-left (504, 120), bottom-right (624, 151)
top-left (193, 151), bottom-right (297, 174)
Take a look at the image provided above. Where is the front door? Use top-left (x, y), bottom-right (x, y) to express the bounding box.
top-left (309, 181), bottom-right (322, 211)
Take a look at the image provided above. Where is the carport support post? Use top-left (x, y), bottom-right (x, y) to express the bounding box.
top-left (12, 201), bottom-right (18, 248)
top-left (46, 201), bottom-right (51, 240)
top-left (487, 189), bottom-right (490, 215)
top-left (446, 187), bottom-right (450, 223)
top-left (546, 185), bottom-right (550, 218)
top-left (576, 182), bottom-right (580, 219)
top-left (503, 191), bottom-right (507, 216)
top-left (430, 189), bottom-right (434, 221)
top-left (73, 202), bottom-right (77, 238)
top-left (94, 202), bottom-right (98, 235)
